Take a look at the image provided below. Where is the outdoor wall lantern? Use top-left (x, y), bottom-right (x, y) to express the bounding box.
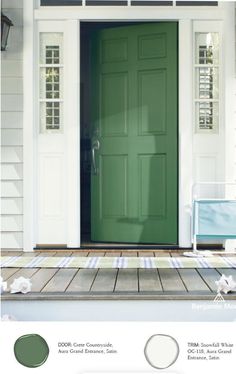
top-left (1, 13), bottom-right (13, 51)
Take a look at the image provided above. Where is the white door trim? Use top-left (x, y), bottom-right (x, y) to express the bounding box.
top-left (178, 19), bottom-right (193, 247)
top-left (65, 20), bottom-right (81, 247)
top-left (35, 6), bottom-right (224, 21)
top-left (23, 3), bottom-right (233, 250)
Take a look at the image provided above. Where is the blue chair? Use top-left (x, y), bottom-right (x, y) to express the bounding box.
top-left (192, 199), bottom-right (236, 254)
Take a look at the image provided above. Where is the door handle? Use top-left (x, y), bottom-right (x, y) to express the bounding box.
top-left (92, 139), bottom-right (100, 175)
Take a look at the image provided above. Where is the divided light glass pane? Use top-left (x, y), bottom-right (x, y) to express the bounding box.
top-left (196, 101), bottom-right (219, 132)
top-left (195, 67), bottom-right (219, 99)
top-left (40, 67), bottom-right (63, 99)
top-left (195, 33), bottom-right (219, 65)
top-left (40, 102), bottom-right (63, 133)
top-left (41, 1), bottom-right (82, 5)
top-left (40, 33), bottom-right (63, 65)
top-left (86, 0), bottom-right (127, 5)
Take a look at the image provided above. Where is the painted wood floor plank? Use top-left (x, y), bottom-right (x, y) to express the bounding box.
top-left (170, 251), bottom-right (185, 257)
top-left (72, 251), bottom-right (89, 257)
top-left (158, 269), bottom-right (187, 291)
top-left (91, 269), bottom-right (118, 292)
top-left (138, 251), bottom-right (154, 257)
top-left (154, 251), bottom-right (171, 257)
top-left (115, 269), bottom-right (138, 292)
top-left (178, 269), bottom-right (210, 292)
top-left (216, 268), bottom-right (236, 277)
top-left (88, 252), bottom-right (105, 257)
top-left (197, 268), bottom-right (220, 292)
top-left (30, 269), bottom-right (59, 292)
top-left (105, 251), bottom-right (121, 257)
top-left (138, 269), bottom-right (163, 292)
top-left (54, 251), bottom-right (73, 257)
top-left (42, 269), bottom-right (78, 293)
top-left (66, 269), bottom-right (98, 292)
top-left (1, 268), bottom-right (20, 280)
top-left (21, 252), bottom-right (40, 257)
top-left (5, 268), bottom-right (39, 292)
top-left (1, 251), bottom-right (23, 256)
top-left (121, 251), bottom-right (138, 257)
top-left (38, 252), bottom-right (57, 257)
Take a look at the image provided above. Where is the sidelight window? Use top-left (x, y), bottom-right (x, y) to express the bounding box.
top-left (39, 33), bottom-right (64, 133)
top-left (194, 32), bottom-right (219, 133)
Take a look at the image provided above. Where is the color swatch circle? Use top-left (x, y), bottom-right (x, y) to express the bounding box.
top-left (14, 334), bottom-right (49, 368)
top-left (144, 334), bottom-right (179, 369)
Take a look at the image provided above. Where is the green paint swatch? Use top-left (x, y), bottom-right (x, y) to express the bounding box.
top-left (14, 334), bottom-right (49, 368)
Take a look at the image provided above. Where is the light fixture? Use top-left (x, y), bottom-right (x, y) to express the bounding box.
top-left (1, 13), bottom-right (13, 51)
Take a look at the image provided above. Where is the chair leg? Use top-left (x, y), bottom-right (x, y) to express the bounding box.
top-left (193, 235), bottom-right (198, 254)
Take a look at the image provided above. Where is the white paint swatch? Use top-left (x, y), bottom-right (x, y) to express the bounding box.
top-left (144, 334), bottom-right (179, 369)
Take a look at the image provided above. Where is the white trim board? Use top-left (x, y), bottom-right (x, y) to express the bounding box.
top-left (23, 0), bottom-right (37, 251)
top-left (34, 7), bottom-right (225, 21)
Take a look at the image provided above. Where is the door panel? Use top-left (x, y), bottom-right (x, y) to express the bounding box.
top-left (138, 69), bottom-right (166, 135)
top-left (100, 155), bottom-right (128, 218)
top-left (101, 37), bottom-right (128, 63)
top-left (91, 22), bottom-right (178, 244)
top-left (101, 73), bottom-right (128, 137)
top-left (138, 33), bottom-right (167, 60)
top-left (139, 154), bottom-right (166, 218)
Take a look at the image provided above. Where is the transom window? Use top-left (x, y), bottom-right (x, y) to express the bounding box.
top-left (40, 0), bottom-right (218, 6)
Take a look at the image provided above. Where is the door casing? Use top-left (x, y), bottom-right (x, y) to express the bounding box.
top-left (29, 3), bottom-right (233, 249)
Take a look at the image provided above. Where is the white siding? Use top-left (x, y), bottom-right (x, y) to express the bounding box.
top-left (1, 0), bottom-right (24, 251)
top-left (1, 164), bottom-right (23, 180)
top-left (1, 181), bottom-right (23, 197)
top-left (1, 147), bottom-right (23, 163)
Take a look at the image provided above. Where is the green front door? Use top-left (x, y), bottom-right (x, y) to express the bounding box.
top-left (91, 22), bottom-right (178, 244)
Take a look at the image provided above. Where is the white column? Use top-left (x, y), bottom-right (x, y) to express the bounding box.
top-left (178, 19), bottom-right (193, 248)
top-left (64, 20), bottom-right (81, 247)
top-left (223, 3), bottom-right (236, 252)
top-left (23, 0), bottom-right (37, 251)
top-left (224, 3), bottom-right (235, 184)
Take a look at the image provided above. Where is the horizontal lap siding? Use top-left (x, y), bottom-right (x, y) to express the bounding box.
top-left (1, 0), bottom-right (24, 251)
top-left (1, 181), bottom-right (23, 197)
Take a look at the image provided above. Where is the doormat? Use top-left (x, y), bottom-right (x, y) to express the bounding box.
top-left (1, 256), bottom-right (236, 269)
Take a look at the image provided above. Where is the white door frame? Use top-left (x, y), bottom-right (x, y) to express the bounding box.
top-left (23, 2), bottom-right (234, 250)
